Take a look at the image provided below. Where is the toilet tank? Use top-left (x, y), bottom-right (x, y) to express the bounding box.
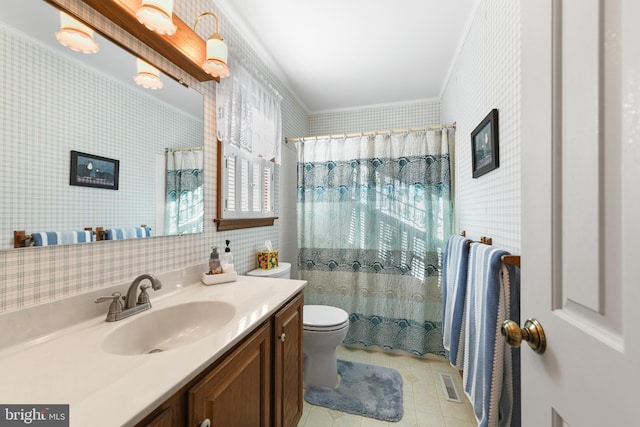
top-left (246, 262), bottom-right (291, 279)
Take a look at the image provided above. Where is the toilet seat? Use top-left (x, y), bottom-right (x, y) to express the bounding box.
top-left (303, 305), bottom-right (349, 332)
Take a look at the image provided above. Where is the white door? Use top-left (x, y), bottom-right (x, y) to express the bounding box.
top-left (520, 0), bottom-right (640, 425)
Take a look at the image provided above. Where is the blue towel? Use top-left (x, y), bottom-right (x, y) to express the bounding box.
top-left (32, 230), bottom-right (94, 246)
top-left (141, 226), bottom-right (151, 237)
top-left (442, 234), bottom-right (471, 369)
top-left (463, 243), bottom-right (520, 427)
top-left (106, 227), bottom-right (151, 240)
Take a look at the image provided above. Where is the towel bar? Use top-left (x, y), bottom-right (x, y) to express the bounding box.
top-left (13, 230), bottom-right (32, 248)
top-left (501, 255), bottom-right (521, 268)
top-left (465, 236), bottom-right (493, 247)
top-left (15, 227), bottom-right (100, 247)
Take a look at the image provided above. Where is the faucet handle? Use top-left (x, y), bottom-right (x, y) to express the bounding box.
top-left (137, 284), bottom-right (152, 306)
top-left (95, 292), bottom-right (123, 322)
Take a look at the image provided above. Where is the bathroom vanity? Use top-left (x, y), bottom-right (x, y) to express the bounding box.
top-left (0, 270), bottom-right (306, 427)
top-left (137, 292), bottom-right (303, 427)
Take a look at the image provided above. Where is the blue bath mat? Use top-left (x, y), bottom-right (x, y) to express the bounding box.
top-left (304, 359), bottom-right (403, 422)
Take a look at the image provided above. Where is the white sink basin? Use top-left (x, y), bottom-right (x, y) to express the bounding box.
top-left (101, 301), bottom-right (236, 355)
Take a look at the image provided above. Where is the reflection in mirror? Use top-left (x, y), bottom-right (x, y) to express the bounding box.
top-left (0, 0), bottom-right (205, 250)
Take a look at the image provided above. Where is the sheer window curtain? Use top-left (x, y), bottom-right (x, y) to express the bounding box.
top-left (297, 129), bottom-right (454, 356)
top-left (216, 57), bottom-right (282, 164)
top-left (165, 148), bottom-right (204, 235)
top-left (216, 57), bottom-right (282, 219)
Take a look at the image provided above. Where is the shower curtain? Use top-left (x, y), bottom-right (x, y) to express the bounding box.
top-left (165, 148), bottom-right (204, 235)
top-left (297, 129), bottom-right (453, 356)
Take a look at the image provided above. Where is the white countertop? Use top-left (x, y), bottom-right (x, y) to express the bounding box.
top-left (0, 274), bottom-right (306, 427)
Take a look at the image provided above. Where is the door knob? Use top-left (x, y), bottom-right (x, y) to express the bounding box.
top-left (501, 318), bottom-right (546, 354)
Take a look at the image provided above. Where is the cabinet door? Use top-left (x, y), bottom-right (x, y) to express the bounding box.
top-left (273, 293), bottom-right (303, 427)
top-left (135, 393), bottom-right (184, 427)
top-left (136, 405), bottom-right (178, 427)
top-left (189, 323), bottom-right (271, 427)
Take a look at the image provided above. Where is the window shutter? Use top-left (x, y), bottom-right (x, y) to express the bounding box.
top-left (252, 163), bottom-right (260, 212)
top-left (240, 158), bottom-right (250, 214)
top-left (225, 154), bottom-right (236, 213)
top-left (263, 163), bottom-right (272, 212)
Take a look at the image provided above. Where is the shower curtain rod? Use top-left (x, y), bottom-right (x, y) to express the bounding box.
top-left (284, 122), bottom-right (456, 143)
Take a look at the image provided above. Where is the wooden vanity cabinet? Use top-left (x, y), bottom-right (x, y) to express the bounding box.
top-left (136, 393), bottom-right (185, 427)
top-left (135, 292), bottom-right (303, 427)
top-left (273, 293), bottom-right (304, 427)
top-left (189, 322), bottom-right (272, 427)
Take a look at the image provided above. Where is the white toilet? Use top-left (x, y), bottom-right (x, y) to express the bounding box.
top-left (246, 262), bottom-right (292, 279)
top-left (246, 263), bottom-right (350, 389)
top-left (302, 304), bottom-right (349, 388)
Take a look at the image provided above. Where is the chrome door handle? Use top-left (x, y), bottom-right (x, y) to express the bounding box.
top-left (279, 332), bottom-right (286, 342)
top-left (501, 318), bottom-right (546, 354)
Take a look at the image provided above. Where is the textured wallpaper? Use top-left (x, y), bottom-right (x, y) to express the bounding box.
top-left (309, 99), bottom-right (441, 137)
top-left (0, 0), bottom-right (522, 315)
top-left (440, 0), bottom-right (521, 254)
top-left (0, 0), bottom-right (308, 313)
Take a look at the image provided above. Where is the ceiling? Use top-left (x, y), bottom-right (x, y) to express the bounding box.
top-left (215, 0), bottom-right (479, 113)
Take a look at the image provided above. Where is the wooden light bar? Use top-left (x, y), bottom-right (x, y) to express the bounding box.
top-left (80, 0), bottom-right (215, 82)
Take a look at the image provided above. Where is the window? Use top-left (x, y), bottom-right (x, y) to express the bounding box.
top-left (221, 145), bottom-right (274, 219)
top-left (215, 59), bottom-right (281, 231)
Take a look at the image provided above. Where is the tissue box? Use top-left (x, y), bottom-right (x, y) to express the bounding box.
top-left (257, 250), bottom-right (279, 269)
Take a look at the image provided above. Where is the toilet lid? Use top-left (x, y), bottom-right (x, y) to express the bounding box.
top-left (246, 262), bottom-right (291, 278)
top-left (303, 305), bottom-right (349, 330)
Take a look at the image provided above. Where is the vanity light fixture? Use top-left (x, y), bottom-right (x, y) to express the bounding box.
top-left (136, 0), bottom-right (177, 36)
top-left (134, 58), bottom-right (164, 89)
top-left (55, 12), bottom-right (99, 54)
top-left (193, 12), bottom-right (230, 79)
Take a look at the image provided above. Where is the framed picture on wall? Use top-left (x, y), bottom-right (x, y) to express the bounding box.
top-left (471, 109), bottom-right (499, 178)
top-left (70, 151), bottom-right (119, 190)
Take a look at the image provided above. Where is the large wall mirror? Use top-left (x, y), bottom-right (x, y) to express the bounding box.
top-left (0, 0), bottom-right (205, 250)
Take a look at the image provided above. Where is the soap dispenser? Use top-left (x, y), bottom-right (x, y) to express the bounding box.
top-left (209, 246), bottom-right (221, 274)
top-left (222, 240), bottom-right (234, 273)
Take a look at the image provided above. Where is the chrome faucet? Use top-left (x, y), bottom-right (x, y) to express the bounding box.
top-left (95, 274), bottom-right (163, 322)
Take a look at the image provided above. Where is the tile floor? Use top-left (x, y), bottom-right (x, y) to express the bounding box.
top-left (297, 345), bottom-right (477, 427)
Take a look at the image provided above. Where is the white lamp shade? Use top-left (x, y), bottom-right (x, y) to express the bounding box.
top-left (136, 0), bottom-right (177, 35)
top-left (134, 58), bottom-right (163, 89)
top-left (203, 36), bottom-right (230, 78)
top-left (55, 12), bottom-right (99, 54)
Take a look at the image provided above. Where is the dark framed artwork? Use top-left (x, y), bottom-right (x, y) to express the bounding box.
top-left (471, 109), bottom-right (499, 178)
top-left (70, 151), bottom-right (119, 190)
